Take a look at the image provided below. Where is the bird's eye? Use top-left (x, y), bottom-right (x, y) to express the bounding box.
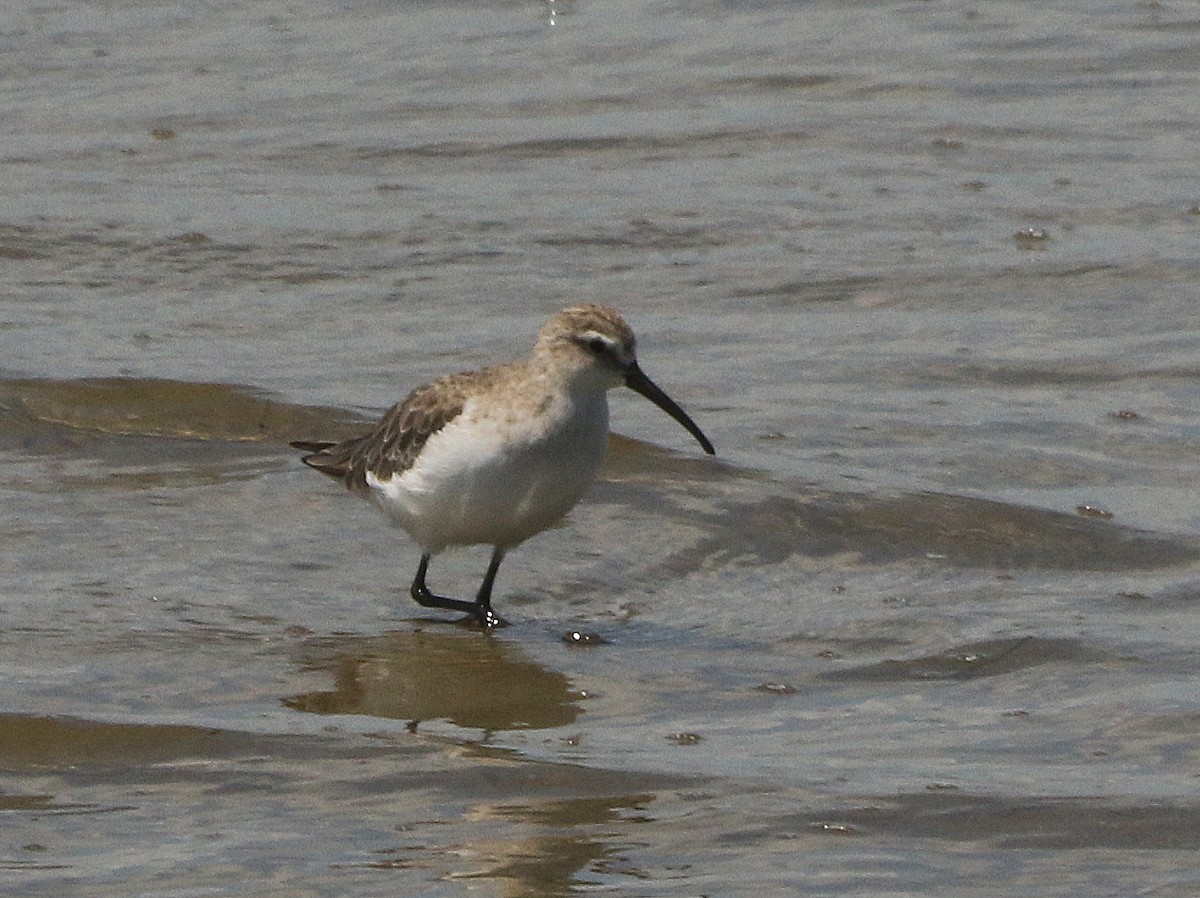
top-left (576, 333), bottom-right (610, 355)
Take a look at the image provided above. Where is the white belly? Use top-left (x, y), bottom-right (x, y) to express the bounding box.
top-left (366, 393), bottom-right (609, 552)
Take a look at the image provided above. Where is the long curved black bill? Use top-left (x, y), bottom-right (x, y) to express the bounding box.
top-left (625, 363), bottom-right (715, 455)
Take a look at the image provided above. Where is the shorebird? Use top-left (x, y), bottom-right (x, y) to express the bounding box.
top-left (291, 304), bottom-right (714, 628)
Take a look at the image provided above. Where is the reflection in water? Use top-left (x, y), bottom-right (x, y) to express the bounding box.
top-left (453, 793), bottom-right (654, 897)
top-left (284, 632), bottom-right (631, 896)
top-left (339, 790), bottom-right (657, 896)
top-left (452, 833), bottom-right (611, 898)
top-left (284, 629), bottom-right (581, 731)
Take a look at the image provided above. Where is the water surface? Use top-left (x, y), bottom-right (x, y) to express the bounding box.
top-left (3, 1), bottom-right (1200, 895)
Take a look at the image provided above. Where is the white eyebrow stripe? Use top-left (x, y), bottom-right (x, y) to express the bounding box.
top-left (580, 330), bottom-right (616, 343)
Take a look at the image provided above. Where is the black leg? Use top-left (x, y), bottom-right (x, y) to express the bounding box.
top-left (474, 547), bottom-right (507, 628)
top-left (410, 553), bottom-right (479, 616)
top-left (409, 551), bottom-right (507, 628)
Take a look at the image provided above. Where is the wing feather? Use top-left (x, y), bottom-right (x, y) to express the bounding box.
top-left (291, 373), bottom-right (475, 492)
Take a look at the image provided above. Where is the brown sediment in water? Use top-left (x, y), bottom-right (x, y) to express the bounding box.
top-left (647, 489), bottom-right (1200, 574)
top-left (0, 377), bottom-right (362, 449)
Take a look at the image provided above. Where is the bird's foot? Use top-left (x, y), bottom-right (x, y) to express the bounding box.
top-left (460, 607), bottom-right (508, 630)
top-left (411, 589), bottom-right (508, 628)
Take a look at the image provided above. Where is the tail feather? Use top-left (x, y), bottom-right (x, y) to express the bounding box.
top-left (290, 437), bottom-right (360, 482)
top-left (290, 439), bottom-right (337, 454)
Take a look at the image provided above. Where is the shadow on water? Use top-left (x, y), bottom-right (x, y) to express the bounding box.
top-left (283, 629), bottom-right (581, 731)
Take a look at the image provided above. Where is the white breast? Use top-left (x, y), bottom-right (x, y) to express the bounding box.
top-left (366, 390), bottom-right (610, 552)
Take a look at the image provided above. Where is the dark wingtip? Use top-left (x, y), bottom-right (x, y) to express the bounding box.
top-left (290, 441), bottom-right (355, 483)
top-left (289, 440), bottom-right (348, 478)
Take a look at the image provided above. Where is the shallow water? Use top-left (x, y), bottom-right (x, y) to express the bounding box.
top-left (4, 1), bottom-right (1200, 895)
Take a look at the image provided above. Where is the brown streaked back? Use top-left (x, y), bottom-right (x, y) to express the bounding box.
top-left (291, 372), bottom-right (478, 492)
